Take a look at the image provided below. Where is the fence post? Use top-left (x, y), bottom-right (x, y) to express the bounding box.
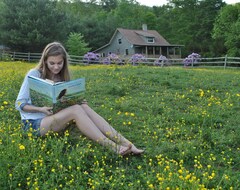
top-left (0, 50), bottom-right (3, 60)
top-left (224, 55), bottom-right (227, 69)
top-left (13, 52), bottom-right (15, 61)
top-left (28, 52), bottom-right (30, 62)
top-left (191, 56), bottom-right (194, 67)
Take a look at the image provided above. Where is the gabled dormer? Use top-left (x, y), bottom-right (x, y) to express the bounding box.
top-left (135, 31), bottom-right (156, 44)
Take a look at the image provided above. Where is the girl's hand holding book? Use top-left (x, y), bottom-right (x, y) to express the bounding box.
top-left (81, 99), bottom-right (88, 104)
top-left (40, 106), bottom-right (53, 115)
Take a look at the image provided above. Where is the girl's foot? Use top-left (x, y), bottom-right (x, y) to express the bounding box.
top-left (131, 145), bottom-right (144, 155)
top-left (118, 144), bottom-right (132, 156)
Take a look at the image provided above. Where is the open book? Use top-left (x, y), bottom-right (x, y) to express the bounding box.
top-left (28, 76), bottom-right (85, 113)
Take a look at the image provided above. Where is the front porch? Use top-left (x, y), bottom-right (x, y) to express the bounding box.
top-left (134, 45), bottom-right (182, 58)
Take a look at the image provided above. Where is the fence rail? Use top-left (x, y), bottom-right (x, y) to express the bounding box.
top-left (1, 50), bottom-right (240, 69)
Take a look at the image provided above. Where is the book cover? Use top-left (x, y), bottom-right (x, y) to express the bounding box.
top-left (28, 76), bottom-right (85, 113)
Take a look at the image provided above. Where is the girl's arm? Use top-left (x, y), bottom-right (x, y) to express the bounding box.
top-left (21, 104), bottom-right (53, 115)
top-left (15, 69), bottom-right (52, 115)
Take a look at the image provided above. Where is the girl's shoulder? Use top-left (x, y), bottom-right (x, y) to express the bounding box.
top-left (27, 69), bottom-right (41, 78)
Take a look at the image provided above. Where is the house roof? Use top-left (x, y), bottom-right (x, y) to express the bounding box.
top-left (117, 28), bottom-right (170, 46)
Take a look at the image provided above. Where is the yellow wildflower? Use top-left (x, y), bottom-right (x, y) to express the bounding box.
top-left (19, 144), bottom-right (25, 150)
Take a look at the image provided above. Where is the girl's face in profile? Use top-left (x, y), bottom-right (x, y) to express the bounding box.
top-left (46, 55), bottom-right (64, 75)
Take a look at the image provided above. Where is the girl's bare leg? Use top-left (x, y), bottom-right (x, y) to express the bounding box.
top-left (80, 104), bottom-right (129, 144)
top-left (39, 105), bottom-right (131, 155)
top-left (81, 104), bottom-right (144, 154)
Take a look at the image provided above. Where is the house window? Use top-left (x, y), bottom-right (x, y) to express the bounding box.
top-left (125, 49), bottom-right (129, 55)
top-left (118, 39), bottom-right (122, 44)
top-left (147, 37), bottom-right (154, 43)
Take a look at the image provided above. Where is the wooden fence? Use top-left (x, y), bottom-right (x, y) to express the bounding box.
top-left (1, 50), bottom-right (240, 69)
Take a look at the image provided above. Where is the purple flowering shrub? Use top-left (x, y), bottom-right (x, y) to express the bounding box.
top-left (83, 52), bottom-right (100, 64)
top-left (154, 55), bottom-right (169, 66)
top-left (183, 53), bottom-right (201, 66)
top-left (129, 54), bottom-right (146, 65)
top-left (102, 53), bottom-right (123, 65)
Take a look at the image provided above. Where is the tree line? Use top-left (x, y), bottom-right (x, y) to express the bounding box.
top-left (0, 0), bottom-right (239, 57)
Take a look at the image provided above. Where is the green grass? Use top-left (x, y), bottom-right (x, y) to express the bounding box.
top-left (0, 61), bottom-right (239, 189)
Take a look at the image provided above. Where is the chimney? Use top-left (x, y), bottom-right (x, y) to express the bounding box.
top-left (142, 24), bottom-right (147, 31)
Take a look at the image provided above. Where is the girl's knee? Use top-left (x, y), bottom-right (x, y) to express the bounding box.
top-left (80, 103), bottom-right (89, 109)
top-left (71, 104), bottom-right (85, 113)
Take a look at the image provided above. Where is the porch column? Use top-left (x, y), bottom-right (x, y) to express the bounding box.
top-left (145, 46), bottom-right (148, 56)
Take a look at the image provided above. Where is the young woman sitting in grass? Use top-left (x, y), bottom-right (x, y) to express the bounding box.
top-left (15, 42), bottom-right (144, 156)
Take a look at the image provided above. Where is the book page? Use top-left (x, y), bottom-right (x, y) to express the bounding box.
top-left (53, 78), bottom-right (85, 102)
top-left (28, 76), bottom-right (86, 113)
top-left (53, 78), bottom-right (86, 113)
top-left (28, 76), bottom-right (54, 107)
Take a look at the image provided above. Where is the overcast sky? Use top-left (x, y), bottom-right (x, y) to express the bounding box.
top-left (136, 0), bottom-right (239, 7)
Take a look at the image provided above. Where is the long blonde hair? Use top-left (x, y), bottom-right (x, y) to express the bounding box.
top-left (36, 42), bottom-right (70, 81)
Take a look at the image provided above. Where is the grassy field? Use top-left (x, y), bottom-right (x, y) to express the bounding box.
top-left (0, 61), bottom-right (239, 189)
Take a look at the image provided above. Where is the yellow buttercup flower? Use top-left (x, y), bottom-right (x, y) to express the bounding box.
top-left (199, 89), bottom-right (204, 97)
top-left (17, 101), bottom-right (21, 106)
top-left (19, 144), bottom-right (25, 150)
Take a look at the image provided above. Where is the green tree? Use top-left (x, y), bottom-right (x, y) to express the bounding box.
top-left (56, 0), bottom-right (108, 50)
top-left (78, 11), bottom-right (118, 50)
top-left (66, 32), bottom-right (90, 56)
top-left (155, 0), bottom-right (225, 56)
top-left (57, 0), bottom-right (100, 17)
top-left (153, 5), bottom-right (173, 40)
top-left (113, 0), bottom-right (147, 29)
top-left (0, 0), bottom-right (3, 12)
top-left (142, 12), bottom-right (157, 30)
top-left (212, 3), bottom-right (240, 56)
top-left (100, 0), bottom-right (118, 11)
top-left (0, 0), bottom-right (229, 57)
top-left (0, 0), bottom-right (68, 52)
top-left (192, 0), bottom-right (225, 56)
